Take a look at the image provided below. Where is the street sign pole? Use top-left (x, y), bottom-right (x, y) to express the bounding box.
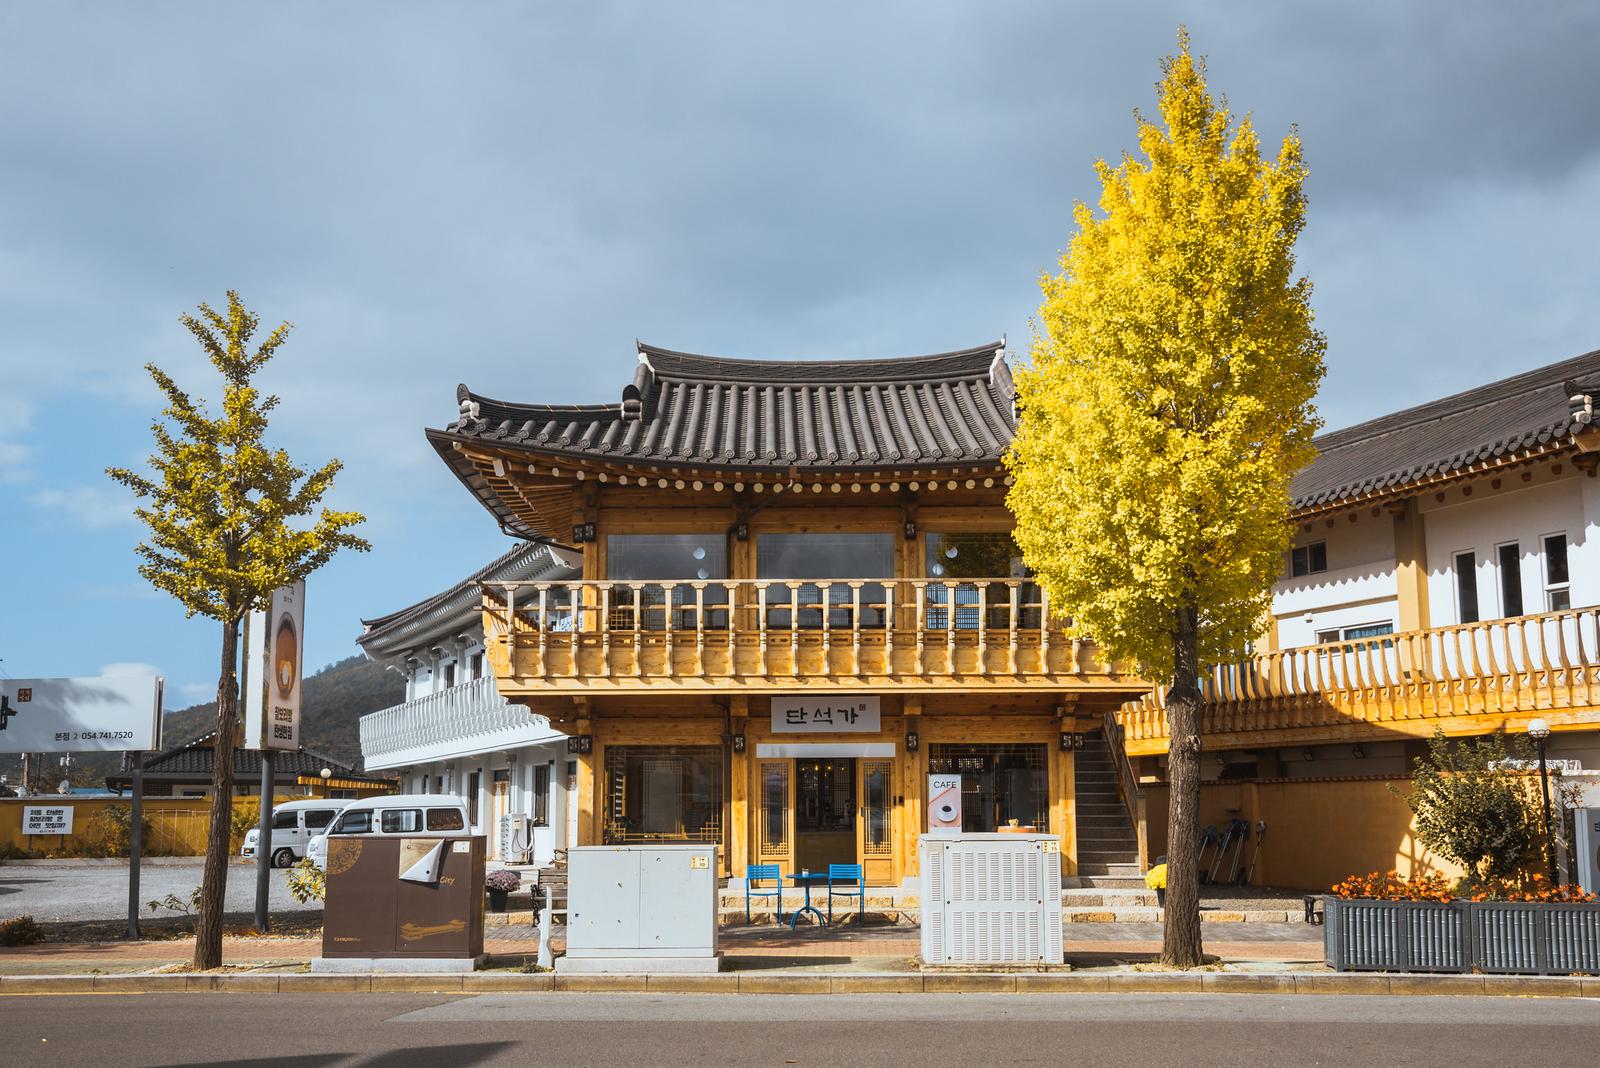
top-left (125, 751), bottom-right (143, 940)
top-left (255, 749), bottom-right (274, 932)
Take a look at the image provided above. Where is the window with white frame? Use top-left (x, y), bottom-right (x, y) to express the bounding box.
top-left (532, 763), bottom-right (550, 826)
top-left (1496, 542), bottom-right (1524, 618)
top-left (1314, 622), bottom-right (1395, 645)
top-left (1454, 551), bottom-right (1479, 624)
top-left (1544, 533), bottom-right (1571, 611)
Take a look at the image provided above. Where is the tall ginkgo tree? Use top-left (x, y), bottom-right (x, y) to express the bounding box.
top-left (1006, 32), bottom-right (1324, 968)
top-left (109, 293), bottom-right (368, 969)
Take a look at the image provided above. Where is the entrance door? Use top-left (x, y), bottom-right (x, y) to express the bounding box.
top-left (491, 774), bottom-right (510, 858)
top-left (755, 760), bottom-right (794, 873)
top-left (857, 758), bottom-right (894, 885)
top-left (794, 758), bottom-right (856, 875)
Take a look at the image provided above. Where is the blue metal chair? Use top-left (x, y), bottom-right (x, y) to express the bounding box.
top-left (826, 863), bottom-right (864, 926)
top-left (746, 864), bottom-right (785, 925)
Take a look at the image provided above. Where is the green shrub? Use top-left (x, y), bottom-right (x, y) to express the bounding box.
top-left (0, 915), bottom-right (45, 946)
top-left (286, 858), bottom-right (325, 903)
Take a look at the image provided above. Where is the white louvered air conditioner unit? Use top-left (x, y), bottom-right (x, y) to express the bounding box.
top-left (499, 814), bottom-right (533, 864)
top-left (920, 833), bottom-right (1064, 966)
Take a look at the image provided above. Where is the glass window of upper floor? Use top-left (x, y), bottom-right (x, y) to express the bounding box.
top-left (756, 532), bottom-right (894, 579)
top-left (607, 534), bottom-right (727, 580)
top-left (1289, 541), bottom-right (1327, 578)
top-left (924, 532), bottom-right (1026, 579)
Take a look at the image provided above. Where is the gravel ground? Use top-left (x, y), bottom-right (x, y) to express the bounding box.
top-left (0, 860), bottom-right (318, 922)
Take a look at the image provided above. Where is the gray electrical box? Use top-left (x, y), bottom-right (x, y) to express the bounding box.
top-left (1577, 808), bottom-right (1600, 896)
top-left (557, 844), bottom-right (721, 974)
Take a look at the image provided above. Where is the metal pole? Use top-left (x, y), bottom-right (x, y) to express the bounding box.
top-left (1538, 738), bottom-right (1559, 884)
top-left (125, 751), bottom-right (143, 940)
top-left (255, 750), bottom-right (275, 931)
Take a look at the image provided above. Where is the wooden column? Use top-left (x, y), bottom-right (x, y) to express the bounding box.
top-left (729, 697), bottom-right (750, 880)
top-left (901, 696), bottom-right (924, 880)
top-left (1057, 742), bottom-right (1077, 879)
top-left (574, 698), bottom-right (596, 846)
top-left (1391, 497), bottom-right (1430, 632)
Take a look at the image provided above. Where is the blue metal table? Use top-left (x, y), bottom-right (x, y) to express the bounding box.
top-left (788, 871), bottom-right (829, 929)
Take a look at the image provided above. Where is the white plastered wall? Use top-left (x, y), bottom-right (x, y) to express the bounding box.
top-left (1273, 513), bottom-right (1398, 648)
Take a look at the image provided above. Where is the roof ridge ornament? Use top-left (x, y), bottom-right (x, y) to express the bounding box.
top-left (1565, 379), bottom-right (1599, 426)
top-left (455, 383), bottom-right (481, 424)
top-left (622, 355), bottom-right (655, 421)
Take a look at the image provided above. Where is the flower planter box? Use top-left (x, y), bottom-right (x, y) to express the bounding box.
top-left (1324, 897), bottom-right (1600, 975)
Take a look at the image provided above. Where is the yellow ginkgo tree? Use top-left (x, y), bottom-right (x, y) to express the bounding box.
top-left (1006, 32), bottom-right (1324, 968)
top-left (108, 293), bottom-right (368, 969)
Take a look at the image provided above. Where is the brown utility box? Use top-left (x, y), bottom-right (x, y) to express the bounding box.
top-left (321, 835), bottom-right (486, 959)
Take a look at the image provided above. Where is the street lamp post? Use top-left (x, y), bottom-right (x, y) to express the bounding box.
top-left (1526, 718), bottom-right (1560, 884)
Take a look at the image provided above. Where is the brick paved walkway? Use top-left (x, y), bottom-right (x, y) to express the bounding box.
top-left (0, 921), bottom-right (1323, 970)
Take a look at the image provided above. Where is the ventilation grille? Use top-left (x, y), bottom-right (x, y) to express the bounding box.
top-left (920, 836), bottom-right (1063, 965)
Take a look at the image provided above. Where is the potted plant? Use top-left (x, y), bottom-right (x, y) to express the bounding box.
top-left (1144, 862), bottom-right (1167, 907)
top-left (486, 869), bottom-right (520, 913)
top-left (1324, 870), bottom-right (1599, 974)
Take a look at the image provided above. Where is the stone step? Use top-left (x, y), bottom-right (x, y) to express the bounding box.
top-left (1077, 861), bottom-right (1142, 876)
top-left (1074, 876), bottom-right (1149, 890)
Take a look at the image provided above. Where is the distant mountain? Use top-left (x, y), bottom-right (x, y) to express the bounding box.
top-left (0, 655), bottom-right (404, 789)
top-left (160, 654), bottom-right (404, 768)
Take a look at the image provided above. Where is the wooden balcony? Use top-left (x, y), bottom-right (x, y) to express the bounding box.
top-left (481, 578), bottom-right (1141, 694)
top-left (1117, 608), bottom-right (1600, 755)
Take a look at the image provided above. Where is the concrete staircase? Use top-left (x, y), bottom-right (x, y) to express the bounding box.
top-left (1073, 730), bottom-right (1144, 889)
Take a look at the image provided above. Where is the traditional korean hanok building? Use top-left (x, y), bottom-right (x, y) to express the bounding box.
top-left (1120, 349), bottom-right (1600, 889)
top-left (428, 342), bottom-right (1154, 887)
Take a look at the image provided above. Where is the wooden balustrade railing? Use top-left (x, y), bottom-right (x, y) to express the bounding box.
top-left (479, 577), bottom-right (1124, 686)
top-left (1116, 607), bottom-right (1600, 753)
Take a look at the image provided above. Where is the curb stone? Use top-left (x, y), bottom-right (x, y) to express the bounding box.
top-left (0, 971), bottom-right (1590, 996)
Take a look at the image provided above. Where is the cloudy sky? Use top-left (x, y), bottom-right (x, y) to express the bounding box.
top-left (2, 2), bottom-right (1597, 710)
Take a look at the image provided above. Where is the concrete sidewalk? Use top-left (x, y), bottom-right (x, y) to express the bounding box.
top-left (0, 920), bottom-right (1326, 975)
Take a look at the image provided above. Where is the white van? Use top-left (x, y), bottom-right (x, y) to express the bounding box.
top-left (241, 799), bottom-right (349, 868)
top-left (305, 794), bottom-right (471, 869)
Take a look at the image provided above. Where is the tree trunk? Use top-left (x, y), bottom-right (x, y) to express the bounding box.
top-left (1161, 602), bottom-right (1206, 969)
top-left (193, 617), bottom-right (241, 969)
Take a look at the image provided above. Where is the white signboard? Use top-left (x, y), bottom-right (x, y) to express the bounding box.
top-left (23, 805), bottom-right (73, 835)
top-left (771, 697), bottom-right (880, 734)
top-left (244, 580), bottom-right (305, 751)
top-left (0, 677), bottom-right (162, 753)
top-left (928, 775), bottom-right (963, 832)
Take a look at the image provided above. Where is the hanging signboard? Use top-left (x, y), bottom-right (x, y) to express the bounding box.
top-left (771, 697), bottom-right (880, 734)
top-left (0, 677), bottom-right (162, 753)
top-left (928, 774), bottom-right (963, 832)
top-left (23, 805), bottom-right (73, 835)
top-left (243, 580), bottom-right (305, 751)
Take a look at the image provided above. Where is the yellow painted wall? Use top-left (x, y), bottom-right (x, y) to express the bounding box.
top-left (1, 797), bottom-right (214, 856)
top-left (1143, 777), bottom-right (1466, 892)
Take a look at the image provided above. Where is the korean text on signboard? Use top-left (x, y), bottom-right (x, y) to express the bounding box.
top-left (0, 677), bottom-right (161, 754)
top-left (23, 806), bottom-right (73, 835)
top-left (771, 697), bottom-right (881, 734)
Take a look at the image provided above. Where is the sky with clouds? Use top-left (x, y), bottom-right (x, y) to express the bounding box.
top-left (1, 2), bottom-right (1597, 709)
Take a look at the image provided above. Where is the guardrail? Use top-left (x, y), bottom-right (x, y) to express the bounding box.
top-left (1117, 608), bottom-right (1600, 754)
top-left (359, 676), bottom-right (535, 765)
top-left (479, 578), bottom-right (1132, 688)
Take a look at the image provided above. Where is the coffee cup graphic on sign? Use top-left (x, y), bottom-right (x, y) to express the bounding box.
top-left (928, 775), bottom-right (963, 831)
top-left (274, 612), bottom-right (298, 699)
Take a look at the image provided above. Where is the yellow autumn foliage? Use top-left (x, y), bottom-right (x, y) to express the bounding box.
top-left (1006, 30), bottom-right (1325, 684)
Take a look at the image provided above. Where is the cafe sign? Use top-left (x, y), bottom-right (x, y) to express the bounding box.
top-left (771, 697), bottom-right (881, 734)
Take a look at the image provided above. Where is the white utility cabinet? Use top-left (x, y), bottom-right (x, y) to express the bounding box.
top-left (920, 833), bottom-right (1064, 966)
top-left (557, 844), bottom-right (721, 973)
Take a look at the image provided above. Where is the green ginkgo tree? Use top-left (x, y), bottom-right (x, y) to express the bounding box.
top-left (1006, 32), bottom-right (1325, 968)
top-left (108, 292), bottom-right (368, 969)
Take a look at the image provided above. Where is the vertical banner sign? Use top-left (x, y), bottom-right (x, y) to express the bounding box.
top-left (244, 580), bottom-right (305, 750)
top-left (928, 774), bottom-right (963, 832)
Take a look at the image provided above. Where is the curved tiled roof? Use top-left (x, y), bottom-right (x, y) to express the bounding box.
top-left (443, 341), bottom-right (1015, 470)
top-left (358, 541), bottom-right (581, 661)
top-left (1290, 347), bottom-right (1600, 511)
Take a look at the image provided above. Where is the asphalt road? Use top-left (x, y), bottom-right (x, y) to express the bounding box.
top-left (6, 993), bottom-right (1598, 1067)
top-left (0, 861), bottom-right (316, 922)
